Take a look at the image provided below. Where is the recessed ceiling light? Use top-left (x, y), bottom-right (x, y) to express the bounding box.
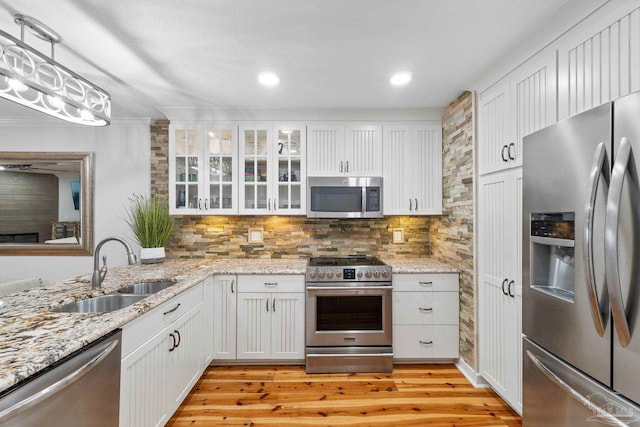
top-left (390, 71), bottom-right (412, 86)
top-left (258, 71), bottom-right (280, 87)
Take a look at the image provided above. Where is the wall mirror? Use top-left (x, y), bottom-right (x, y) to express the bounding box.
top-left (0, 152), bottom-right (94, 255)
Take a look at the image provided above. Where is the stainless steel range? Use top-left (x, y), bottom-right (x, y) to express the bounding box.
top-left (305, 255), bottom-right (393, 373)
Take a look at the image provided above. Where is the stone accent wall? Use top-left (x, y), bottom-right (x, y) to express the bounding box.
top-left (150, 120), bottom-right (170, 197)
top-left (430, 91), bottom-right (475, 369)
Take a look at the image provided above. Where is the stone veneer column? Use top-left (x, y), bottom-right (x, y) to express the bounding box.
top-left (430, 91), bottom-right (476, 369)
top-left (150, 119), bottom-right (170, 197)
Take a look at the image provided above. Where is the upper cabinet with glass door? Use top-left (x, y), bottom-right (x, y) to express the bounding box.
top-left (238, 124), bottom-right (306, 215)
top-left (169, 122), bottom-right (238, 215)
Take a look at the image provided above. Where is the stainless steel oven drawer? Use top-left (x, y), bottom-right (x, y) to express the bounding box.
top-left (305, 346), bottom-right (393, 374)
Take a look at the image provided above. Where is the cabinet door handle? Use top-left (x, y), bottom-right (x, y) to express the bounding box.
top-left (268, 198), bottom-right (271, 210)
top-left (163, 303), bottom-right (181, 316)
top-left (274, 199), bottom-right (277, 211)
top-left (409, 198), bottom-right (412, 211)
top-left (501, 279), bottom-right (509, 296)
top-left (501, 145), bottom-right (508, 162)
top-left (198, 198), bottom-right (203, 210)
top-left (272, 298), bottom-right (276, 312)
top-left (419, 340), bottom-right (433, 345)
top-left (266, 298), bottom-right (269, 312)
top-left (419, 281), bottom-right (433, 287)
top-left (508, 143), bottom-right (516, 160)
top-left (415, 198), bottom-right (418, 210)
top-left (169, 333), bottom-right (177, 352)
top-left (204, 198), bottom-right (208, 210)
top-left (174, 330), bottom-right (181, 348)
top-left (508, 280), bottom-right (515, 298)
top-left (419, 307), bottom-right (433, 312)
top-left (345, 160), bottom-right (349, 173)
top-left (265, 282), bottom-right (278, 287)
top-left (231, 280), bottom-right (234, 293)
top-left (340, 161), bottom-right (344, 173)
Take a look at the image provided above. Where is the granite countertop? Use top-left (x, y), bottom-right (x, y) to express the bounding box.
top-left (0, 256), bottom-right (450, 394)
top-left (380, 257), bottom-right (459, 274)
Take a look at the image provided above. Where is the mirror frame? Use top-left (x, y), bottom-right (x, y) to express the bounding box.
top-left (0, 152), bottom-right (94, 256)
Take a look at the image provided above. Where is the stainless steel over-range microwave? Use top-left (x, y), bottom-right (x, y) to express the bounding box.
top-left (306, 176), bottom-right (383, 218)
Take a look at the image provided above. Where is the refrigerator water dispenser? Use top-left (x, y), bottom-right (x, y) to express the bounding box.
top-left (530, 213), bottom-right (575, 302)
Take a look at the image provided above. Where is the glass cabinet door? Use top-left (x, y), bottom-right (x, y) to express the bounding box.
top-left (206, 127), bottom-right (236, 213)
top-left (276, 128), bottom-right (303, 212)
top-left (173, 127), bottom-right (201, 212)
top-left (240, 126), bottom-right (270, 213)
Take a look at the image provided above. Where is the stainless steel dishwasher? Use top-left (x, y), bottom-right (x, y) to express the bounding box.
top-left (0, 329), bottom-right (121, 427)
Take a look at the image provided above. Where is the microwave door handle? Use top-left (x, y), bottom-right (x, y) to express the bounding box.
top-left (583, 142), bottom-right (609, 337)
top-left (605, 137), bottom-right (632, 347)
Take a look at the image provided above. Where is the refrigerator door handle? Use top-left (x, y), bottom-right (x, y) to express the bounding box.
top-left (526, 350), bottom-right (628, 427)
top-left (605, 136), bottom-right (633, 347)
top-left (583, 142), bottom-right (609, 337)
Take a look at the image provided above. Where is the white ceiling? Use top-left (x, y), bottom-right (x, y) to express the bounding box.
top-left (0, 0), bottom-right (571, 121)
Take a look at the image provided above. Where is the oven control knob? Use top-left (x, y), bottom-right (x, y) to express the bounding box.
top-left (381, 270), bottom-right (389, 278)
top-left (309, 270), bottom-right (317, 279)
top-left (318, 271), bottom-right (325, 279)
top-left (327, 271), bottom-right (334, 279)
top-left (357, 272), bottom-right (363, 278)
top-left (365, 271), bottom-right (372, 278)
top-left (373, 270), bottom-right (381, 278)
top-left (336, 271), bottom-right (342, 278)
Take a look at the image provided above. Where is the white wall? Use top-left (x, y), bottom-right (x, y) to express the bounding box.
top-left (0, 118), bottom-right (150, 284)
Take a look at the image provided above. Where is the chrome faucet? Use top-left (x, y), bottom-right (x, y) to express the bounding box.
top-left (91, 236), bottom-right (137, 289)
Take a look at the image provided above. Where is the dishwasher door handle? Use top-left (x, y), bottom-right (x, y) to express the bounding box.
top-left (0, 339), bottom-right (119, 423)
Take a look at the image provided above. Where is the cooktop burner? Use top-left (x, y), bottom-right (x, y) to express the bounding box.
top-left (308, 256), bottom-right (386, 267)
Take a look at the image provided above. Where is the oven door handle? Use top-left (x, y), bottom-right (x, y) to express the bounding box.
top-left (306, 286), bottom-right (393, 291)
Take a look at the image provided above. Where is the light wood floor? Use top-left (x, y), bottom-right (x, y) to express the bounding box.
top-left (167, 364), bottom-right (521, 426)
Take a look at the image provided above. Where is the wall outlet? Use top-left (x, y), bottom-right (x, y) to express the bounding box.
top-left (248, 227), bottom-right (264, 243)
top-left (392, 228), bottom-right (404, 244)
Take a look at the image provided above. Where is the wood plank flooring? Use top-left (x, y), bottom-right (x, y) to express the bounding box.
top-left (167, 365), bottom-right (521, 426)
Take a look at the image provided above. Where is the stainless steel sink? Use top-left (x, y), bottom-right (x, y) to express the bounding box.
top-left (116, 280), bottom-right (177, 295)
top-left (54, 294), bottom-right (147, 313)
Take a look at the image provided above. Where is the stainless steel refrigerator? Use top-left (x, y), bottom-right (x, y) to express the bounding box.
top-left (523, 90), bottom-right (640, 426)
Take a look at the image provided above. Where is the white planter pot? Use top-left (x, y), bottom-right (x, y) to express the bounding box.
top-left (140, 247), bottom-right (165, 264)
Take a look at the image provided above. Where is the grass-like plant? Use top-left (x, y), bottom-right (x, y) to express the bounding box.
top-left (125, 194), bottom-right (174, 248)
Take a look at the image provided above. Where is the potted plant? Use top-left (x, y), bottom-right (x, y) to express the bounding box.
top-left (124, 194), bottom-right (174, 264)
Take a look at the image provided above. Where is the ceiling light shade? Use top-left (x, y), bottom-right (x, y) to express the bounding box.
top-left (258, 71), bottom-right (280, 87)
top-left (0, 15), bottom-right (110, 126)
top-left (390, 71), bottom-right (412, 86)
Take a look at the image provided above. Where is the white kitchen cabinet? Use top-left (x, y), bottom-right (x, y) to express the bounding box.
top-left (202, 276), bottom-right (214, 364)
top-left (212, 275), bottom-right (237, 360)
top-left (236, 275), bottom-right (305, 360)
top-left (307, 123), bottom-right (382, 176)
top-left (169, 122), bottom-right (238, 214)
top-left (557, 5), bottom-right (640, 120)
top-left (478, 52), bottom-right (557, 176)
top-left (119, 282), bottom-right (207, 427)
top-left (239, 124), bottom-right (306, 215)
top-left (383, 124), bottom-right (442, 215)
top-left (477, 168), bottom-right (523, 414)
top-left (392, 273), bottom-right (459, 360)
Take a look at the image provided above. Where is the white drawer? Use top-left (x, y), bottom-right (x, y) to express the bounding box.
top-left (393, 325), bottom-right (459, 359)
top-left (393, 273), bottom-right (458, 292)
top-left (122, 282), bottom-right (203, 357)
top-left (237, 275), bottom-right (304, 293)
top-left (393, 291), bottom-right (459, 325)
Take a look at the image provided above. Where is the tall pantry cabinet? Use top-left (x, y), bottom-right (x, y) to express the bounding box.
top-left (477, 51), bottom-right (557, 414)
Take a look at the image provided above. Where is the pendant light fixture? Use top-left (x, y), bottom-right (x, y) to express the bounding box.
top-left (0, 14), bottom-right (110, 126)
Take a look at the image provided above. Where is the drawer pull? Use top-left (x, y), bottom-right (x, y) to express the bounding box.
top-left (163, 303), bottom-right (181, 316)
top-left (264, 282), bottom-right (278, 287)
top-left (419, 340), bottom-right (433, 345)
top-left (169, 333), bottom-right (177, 352)
top-left (419, 281), bottom-right (433, 287)
top-left (419, 307), bottom-right (433, 312)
